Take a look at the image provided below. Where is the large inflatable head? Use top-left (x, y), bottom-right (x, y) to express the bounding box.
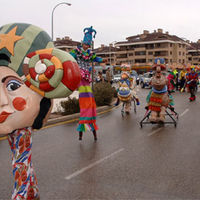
top-left (0, 23), bottom-right (81, 135)
top-left (152, 58), bottom-right (166, 72)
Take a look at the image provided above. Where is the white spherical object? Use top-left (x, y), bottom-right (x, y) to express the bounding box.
top-left (35, 61), bottom-right (47, 74)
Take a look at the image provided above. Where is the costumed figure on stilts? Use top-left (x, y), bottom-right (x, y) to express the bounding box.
top-left (70, 26), bottom-right (105, 141)
top-left (186, 66), bottom-right (198, 101)
top-left (0, 23), bottom-right (81, 200)
top-left (117, 64), bottom-right (140, 115)
top-left (146, 58), bottom-right (169, 123)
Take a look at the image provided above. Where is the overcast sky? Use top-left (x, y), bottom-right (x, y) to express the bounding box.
top-left (1, 0), bottom-right (200, 47)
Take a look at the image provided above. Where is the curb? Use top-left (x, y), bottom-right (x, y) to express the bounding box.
top-left (0, 102), bottom-right (117, 141)
top-left (46, 104), bottom-right (116, 126)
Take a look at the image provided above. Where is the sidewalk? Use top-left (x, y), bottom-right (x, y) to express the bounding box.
top-left (46, 99), bottom-right (116, 126)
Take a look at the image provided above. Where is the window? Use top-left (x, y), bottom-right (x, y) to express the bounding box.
top-left (148, 52), bottom-right (153, 55)
top-left (179, 51), bottom-right (181, 56)
top-left (155, 43), bottom-right (161, 48)
top-left (135, 51), bottom-right (146, 56)
top-left (135, 59), bottom-right (146, 63)
top-left (129, 53), bottom-right (133, 56)
top-left (170, 51), bottom-right (172, 55)
top-left (146, 44), bottom-right (154, 49)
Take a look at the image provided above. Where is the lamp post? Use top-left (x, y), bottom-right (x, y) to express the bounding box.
top-left (51, 2), bottom-right (71, 40)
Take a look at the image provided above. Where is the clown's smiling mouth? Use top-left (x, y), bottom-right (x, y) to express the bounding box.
top-left (0, 111), bottom-right (12, 123)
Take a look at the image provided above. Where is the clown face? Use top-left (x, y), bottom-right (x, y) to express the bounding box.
top-left (0, 66), bottom-right (43, 135)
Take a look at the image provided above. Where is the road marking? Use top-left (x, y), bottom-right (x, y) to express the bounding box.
top-left (65, 148), bottom-right (124, 180)
top-left (42, 106), bottom-right (118, 130)
top-left (0, 136), bottom-right (7, 141)
top-left (148, 127), bottom-right (163, 136)
top-left (179, 108), bottom-right (189, 117)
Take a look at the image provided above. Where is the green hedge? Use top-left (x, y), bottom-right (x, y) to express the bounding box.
top-left (60, 97), bottom-right (80, 115)
top-left (93, 82), bottom-right (115, 106)
top-left (60, 82), bottom-right (116, 115)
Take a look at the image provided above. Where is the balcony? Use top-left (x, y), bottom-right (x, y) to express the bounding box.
top-left (116, 50), bottom-right (128, 54)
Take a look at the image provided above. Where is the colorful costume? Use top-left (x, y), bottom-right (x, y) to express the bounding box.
top-left (117, 64), bottom-right (140, 113)
top-left (186, 67), bottom-right (198, 101)
top-left (167, 71), bottom-right (176, 93)
top-left (8, 128), bottom-right (39, 200)
top-left (147, 58), bottom-right (169, 122)
top-left (70, 26), bottom-right (103, 140)
top-left (179, 69), bottom-right (187, 92)
top-left (0, 23), bottom-right (81, 199)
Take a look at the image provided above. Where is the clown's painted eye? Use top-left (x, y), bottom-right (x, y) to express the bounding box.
top-left (6, 80), bottom-right (22, 91)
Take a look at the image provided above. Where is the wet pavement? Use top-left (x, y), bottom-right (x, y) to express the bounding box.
top-left (1, 88), bottom-right (200, 199)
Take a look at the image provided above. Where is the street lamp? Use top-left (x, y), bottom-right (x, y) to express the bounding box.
top-left (51, 2), bottom-right (71, 40)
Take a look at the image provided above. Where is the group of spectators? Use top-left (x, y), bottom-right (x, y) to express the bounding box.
top-left (167, 67), bottom-right (199, 93)
top-left (96, 67), bottom-right (113, 84)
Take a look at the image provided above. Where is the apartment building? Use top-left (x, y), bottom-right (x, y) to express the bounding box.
top-left (187, 40), bottom-right (200, 66)
top-left (94, 44), bottom-right (118, 65)
top-left (54, 30), bottom-right (197, 69)
top-left (54, 36), bottom-right (80, 52)
top-left (115, 29), bottom-right (189, 67)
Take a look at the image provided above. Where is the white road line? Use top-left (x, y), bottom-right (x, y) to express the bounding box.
top-left (179, 108), bottom-right (189, 117)
top-left (148, 127), bottom-right (163, 136)
top-left (65, 148), bottom-right (124, 180)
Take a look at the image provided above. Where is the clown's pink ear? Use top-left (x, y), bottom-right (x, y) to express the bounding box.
top-left (22, 48), bottom-right (81, 98)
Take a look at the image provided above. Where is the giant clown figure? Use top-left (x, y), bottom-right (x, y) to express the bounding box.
top-left (0, 23), bottom-right (81, 200)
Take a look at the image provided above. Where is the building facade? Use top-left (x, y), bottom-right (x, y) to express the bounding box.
top-left (54, 30), bottom-right (200, 69)
top-left (93, 44), bottom-right (118, 66)
top-left (187, 40), bottom-right (200, 66)
top-left (115, 29), bottom-right (189, 68)
top-left (54, 36), bottom-right (80, 52)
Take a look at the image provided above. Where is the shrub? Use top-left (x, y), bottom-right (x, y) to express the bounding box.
top-left (60, 82), bottom-right (116, 115)
top-left (93, 82), bottom-right (115, 106)
top-left (60, 97), bottom-right (79, 115)
top-left (112, 86), bottom-right (118, 98)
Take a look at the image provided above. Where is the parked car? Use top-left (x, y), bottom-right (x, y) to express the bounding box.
top-left (131, 70), bottom-right (140, 85)
top-left (140, 72), bottom-right (153, 88)
top-left (112, 74), bottom-right (121, 83)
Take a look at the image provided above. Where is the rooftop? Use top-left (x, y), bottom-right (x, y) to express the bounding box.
top-left (115, 29), bottom-right (187, 46)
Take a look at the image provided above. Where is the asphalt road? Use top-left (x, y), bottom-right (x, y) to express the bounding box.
top-left (1, 87), bottom-right (200, 200)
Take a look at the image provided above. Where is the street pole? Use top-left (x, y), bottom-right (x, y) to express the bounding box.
top-left (51, 2), bottom-right (71, 41)
top-left (92, 41), bottom-right (94, 91)
top-left (109, 45), bottom-right (111, 66)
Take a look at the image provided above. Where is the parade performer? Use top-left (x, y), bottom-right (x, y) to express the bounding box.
top-left (167, 70), bottom-right (176, 93)
top-left (70, 26), bottom-right (105, 141)
top-left (147, 58), bottom-right (169, 123)
top-left (186, 66), bottom-right (198, 101)
top-left (179, 67), bottom-right (187, 92)
top-left (116, 64), bottom-right (140, 114)
top-left (0, 23), bottom-right (81, 200)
